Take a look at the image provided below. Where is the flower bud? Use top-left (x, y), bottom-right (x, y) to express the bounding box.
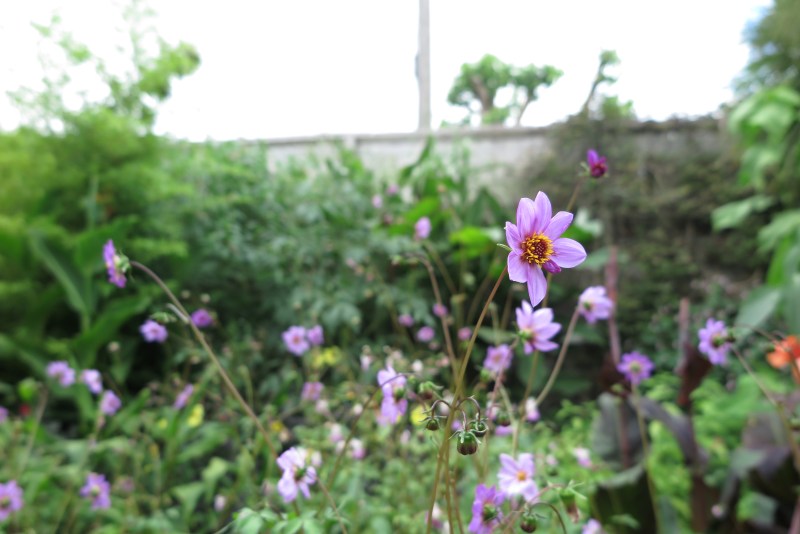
top-left (406, 376), bottom-right (419, 393)
top-left (519, 511), bottom-right (538, 532)
top-left (479, 369), bottom-right (494, 383)
top-left (495, 410), bottom-right (511, 427)
top-left (417, 381), bottom-right (440, 401)
top-left (456, 431), bottom-right (479, 455)
top-left (467, 419), bottom-right (489, 438)
top-left (425, 417), bottom-right (440, 431)
top-left (559, 487), bottom-right (576, 508)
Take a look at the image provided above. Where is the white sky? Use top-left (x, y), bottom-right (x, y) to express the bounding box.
top-left (0, 0), bottom-right (771, 141)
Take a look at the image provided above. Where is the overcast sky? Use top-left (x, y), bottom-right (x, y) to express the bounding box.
top-left (0, 0), bottom-right (771, 141)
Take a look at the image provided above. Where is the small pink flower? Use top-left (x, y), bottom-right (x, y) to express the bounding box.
top-left (498, 453), bottom-right (538, 502)
top-left (173, 384), bottom-right (194, 409)
top-left (140, 320), bottom-right (168, 343)
top-left (276, 447), bottom-right (317, 503)
top-left (190, 309), bottom-right (214, 328)
top-left (80, 370), bottom-right (103, 395)
top-left (80, 473), bottom-right (111, 510)
top-left (415, 216), bottom-right (432, 240)
top-left (433, 303), bottom-right (448, 318)
top-left (307, 325), bottom-right (324, 346)
top-left (483, 345), bottom-right (513, 375)
top-left (698, 318), bottom-right (731, 366)
top-left (372, 194), bottom-right (383, 209)
top-left (458, 327), bottom-right (472, 341)
top-left (578, 286), bottom-right (614, 324)
top-left (398, 314), bottom-right (415, 327)
top-left (47, 361), bottom-right (76, 387)
top-left (100, 390), bottom-right (121, 416)
top-left (516, 302), bottom-right (561, 354)
top-left (301, 382), bottom-right (324, 402)
top-left (468, 484), bottom-right (505, 534)
top-left (417, 326), bottom-right (435, 343)
top-left (573, 447), bottom-right (592, 468)
top-left (282, 326), bottom-right (309, 356)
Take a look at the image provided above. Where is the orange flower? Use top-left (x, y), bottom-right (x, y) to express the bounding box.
top-left (767, 335), bottom-right (800, 383)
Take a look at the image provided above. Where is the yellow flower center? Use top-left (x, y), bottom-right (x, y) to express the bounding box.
top-left (521, 234), bottom-right (553, 266)
top-left (516, 470), bottom-right (528, 481)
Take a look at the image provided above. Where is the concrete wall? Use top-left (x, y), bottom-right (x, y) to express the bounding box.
top-left (251, 119), bottom-right (725, 201)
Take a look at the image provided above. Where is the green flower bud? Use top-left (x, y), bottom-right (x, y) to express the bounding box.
top-left (417, 381), bottom-right (440, 401)
top-left (519, 511), bottom-right (538, 532)
top-left (467, 419), bottom-right (489, 438)
top-left (425, 417), bottom-right (440, 431)
top-left (559, 487), bottom-right (576, 508)
top-left (456, 431), bottom-right (479, 455)
top-left (495, 410), bottom-right (511, 427)
top-left (479, 369), bottom-right (494, 383)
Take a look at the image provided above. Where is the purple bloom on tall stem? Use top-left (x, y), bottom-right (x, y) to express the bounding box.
top-left (276, 447), bottom-right (317, 503)
top-left (417, 326), bottom-right (435, 343)
top-left (578, 286), bottom-right (614, 324)
top-left (617, 351), bottom-right (655, 386)
top-left (0, 406), bottom-right (7, 423)
top-left (0, 480), bottom-right (23, 520)
top-left (47, 361), bottom-right (76, 386)
top-left (100, 390), bottom-right (121, 416)
top-left (432, 303), bottom-right (448, 318)
top-left (377, 364), bottom-right (407, 425)
top-left (282, 326), bottom-right (309, 356)
top-left (301, 382), bottom-right (324, 402)
top-left (698, 318), bottom-right (731, 365)
top-left (587, 149), bottom-right (608, 178)
top-left (483, 344), bottom-right (513, 375)
top-left (468, 484), bottom-right (506, 534)
top-left (307, 325), bottom-right (324, 346)
top-left (190, 309), bottom-right (213, 328)
top-left (574, 447), bottom-right (593, 468)
top-left (516, 302), bottom-right (561, 353)
top-left (173, 384), bottom-right (194, 409)
top-left (80, 473), bottom-right (111, 510)
top-left (505, 192), bottom-right (586, 306)
top-left (415, 216), bottom-right (432, 240)
top-left (140, 320), bottom-right (168, 343)
top-left (458, 327), bottom-right (472, 341)
top-left (80, 369), bottom-right (103, 395)
top-left (103, 240), bottom-right (126, 288)
top-left (498, 453), bottom-right (538, 502)
top-left (398, 314), bottom-right (415, 327)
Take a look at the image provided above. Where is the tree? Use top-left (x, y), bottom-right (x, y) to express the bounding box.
top-left (446, 54), bottom-right (561, 126)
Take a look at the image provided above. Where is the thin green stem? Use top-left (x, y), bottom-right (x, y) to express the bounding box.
top-left (632, 385), bottom-right (662, 533)
top-left (418, 255), bottom-right (459, 378)
top-left (534, 307), bottom-right (581, 407)
top-left (426, 267), bottom-right (507, 534)
top-left (15, 387), bottom-right (48, 479)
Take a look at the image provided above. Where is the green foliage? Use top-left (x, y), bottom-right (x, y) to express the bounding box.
top-left (446, 54), bottom-right (562, 126)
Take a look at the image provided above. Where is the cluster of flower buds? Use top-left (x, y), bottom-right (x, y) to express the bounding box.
top-left (421, 397), bottom-right (492, 456)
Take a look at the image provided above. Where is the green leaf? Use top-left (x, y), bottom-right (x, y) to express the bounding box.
top-left (72, 295), bottom-right (151, 368)
top-left (711, 195), bottom-right (775, 231)
top-left (233, 508), bottom-right (266, 534)
top-left (28, 231), bottom-right (94, 321)
top-left (735, 286), bottom-right (781, 329)
top-left (758, 209), bottom-right (800, 252)
top-left (172, 481), bottom-right (205, 520)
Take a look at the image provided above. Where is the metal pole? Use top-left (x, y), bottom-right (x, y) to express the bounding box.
top-left (417, 0), bottom-right (431, 131)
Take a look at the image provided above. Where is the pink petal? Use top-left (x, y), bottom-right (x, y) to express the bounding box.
top-left (544, 211), bottom-right (573, 240)
top-left (542, 260), bottom-right (561, 274)
top-left (505, 222), bottom-right (521, 251)
top-left (532, 308), bottom-right (554, 325)
top-left (536, 323), bottom-right (561, 339)
top-left (532, 192), bottom-right (552, 234)
top-left (526, 266), bottom-right (547, 306)
top-left (508, 253), bottom-right (529, 283)
top-left (535, 339), bottom-right (559, 352)
top-left (552, 238), bottom-right (587, 268)
top-left (516, 198), bottom-right (536, 237)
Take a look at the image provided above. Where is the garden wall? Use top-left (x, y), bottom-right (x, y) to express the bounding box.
top-left (254, 118), bottom-right (727, 202)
